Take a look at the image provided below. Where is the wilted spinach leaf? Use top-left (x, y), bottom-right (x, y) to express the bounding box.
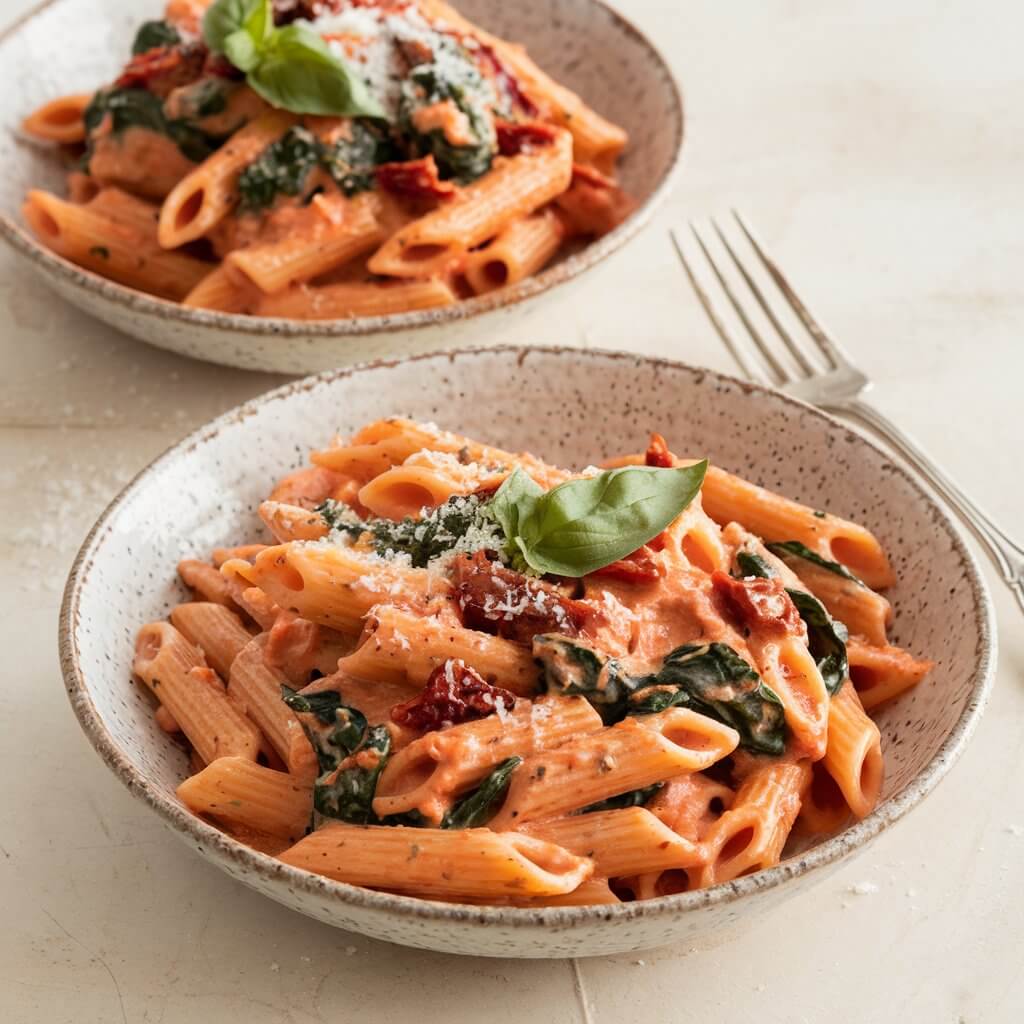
top-left (132, 20), bottom-right (181, 55)
top-left (442, 757), bottom-right (521, 829)
top-left (314, 724), bottom-right (391, 823)
top-left (629, 643), bottom-right (786, 756)
top-left (579, 784), bottom-right (663, 814)
top-left (533, 634), bottom-right (635, 723)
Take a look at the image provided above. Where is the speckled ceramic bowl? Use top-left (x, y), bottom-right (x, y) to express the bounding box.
top-left (0, 0), bottom-right (683, 374)
top-left (60, 348), bottom-right (996, 957)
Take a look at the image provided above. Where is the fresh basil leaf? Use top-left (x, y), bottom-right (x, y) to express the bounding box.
top-left (579, 784), bottom-right (663, 814)
top-left (511, 462), bottom-right (708, 577)
top-left (786, 590), bottom-right (849, 696)
top-left (314, 724), bottom-right (391, 823)
top-left (629, 643), bottom-right (786, 756)
top-left (533, 634), bottom-right (635, 723)
top-left (766, 540), bottom-right (864, 585)
top-left (203, 0), bottom-right (269, 54)
top-left (132, 20), bottom-right (181, 55)
top-left (225, 28), bottom-right (261, 73)
top-left (489, 468), bottom-right (543, 568)
top-left (248, 25), bottom-right (385, 118)
top-left (734, 550), bottom-right (777, 579)
top-left (282, 684), bottom-right (368, 774)
top-left (441, 757), bottom-right (522, 829)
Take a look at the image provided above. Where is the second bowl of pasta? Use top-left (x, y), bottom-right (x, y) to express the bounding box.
top-left (60, 346), bottom-right (995, 957)
top-left (0, 0), bottom-right (683, 372)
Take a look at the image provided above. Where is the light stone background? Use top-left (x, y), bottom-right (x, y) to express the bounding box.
top-left (2, 0), bottom-right (1022, 1021)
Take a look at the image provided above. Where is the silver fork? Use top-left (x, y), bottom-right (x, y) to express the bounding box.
top-left (672, 211), bottom-right (1024, 613)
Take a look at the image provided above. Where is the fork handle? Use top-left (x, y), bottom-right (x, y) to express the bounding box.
top-left (839, 397), bottom-right (1023, 612)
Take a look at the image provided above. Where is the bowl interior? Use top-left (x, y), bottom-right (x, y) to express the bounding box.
top-left (66, 349), bottom-right (990, 901)
top-left (0, 0), bottom-right (681, 259)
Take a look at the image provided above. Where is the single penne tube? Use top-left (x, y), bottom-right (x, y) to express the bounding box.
top-left (797, 758), bottom-right (852, 835)
top-left (253, 278), bottom-right (456, 319)
top-left (277, 824), bottom-right (593, 900)
top-left (357, 449), bottom-right (509, 519)
top-left (822, 681), bottom-right (884, 819)
top-left (178, 558), bottom-right (235, 606)
top-left (221, 544), bottom-right (448, 634)
top-left (846, 637), bottom-right (933, 711)
top-left (228, 635), bottom-right (318, 786)
top-left (461, 208), bottom-right (566, 295)
top-left (225, 192), bottom-right (385, 294)
top-left (22, 190), bottom-right (211, 300)
top-left (21, 93), bottom-right (91, 144)
top-left (177, 756), bottom-right (312, 841)
top-left (373, 695), bottom-right (602, 823)
top-left (158, 109), bottom-right (297, 248)
top-left (523, 807), bottom-right (703, 877)
top-left (170, 601), bottom-right (253, 681)
top-left (694, 760), bottom-right (811, 887)
top-left (367, 129), bottom-right (573, 279)
top-left (339, 605), bottom-right (539, 696)
top-left (700, 465), bottom-right (896, 589)
top-left (259, 501), bottom-right (331, 543)
top-left (133, 622), bottom-right (260, 764)
top-left (183, 265), bottom-right (258, 314)
top-left (489, 709), bottom-right (739, 830)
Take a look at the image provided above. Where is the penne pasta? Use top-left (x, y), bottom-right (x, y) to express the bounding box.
top-left (177, 757), bottom-right (312, 841)
top-left (133, 622), bottom-right (261, 765)
top-left (22, 93), bottom-right (91, 144)
top-left (278, 824), bottom-right (593, 901)
top-left (129, 418), bottom-right (922, 906)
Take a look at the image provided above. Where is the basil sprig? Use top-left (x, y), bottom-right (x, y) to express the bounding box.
top-left (203, 0), bottom-right (384, 119)
top-left (490, 462), bottom-right (708, 578)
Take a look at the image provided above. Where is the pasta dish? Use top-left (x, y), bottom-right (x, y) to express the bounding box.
top-left (20, 0), bottom-right (633, 319)
top-left (133, 418), bottom-right (933, 906)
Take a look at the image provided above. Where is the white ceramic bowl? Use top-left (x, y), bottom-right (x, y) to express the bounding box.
top-left (0, 0), bottom-right (683, 373)
top-left (59, 347), bottom-right (995, 957)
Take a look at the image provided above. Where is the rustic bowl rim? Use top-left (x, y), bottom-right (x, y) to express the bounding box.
top-left (0, 0), bottom-right (685, 339)
top-left (57, 345), bottom-right (997, 936)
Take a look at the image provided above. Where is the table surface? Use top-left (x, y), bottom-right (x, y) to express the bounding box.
top-left (3, 1), bottom-right (1022, 1021)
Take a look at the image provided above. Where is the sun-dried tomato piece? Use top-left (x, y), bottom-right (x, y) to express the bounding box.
top-left (711, 570), bottom-right (805, 638)
top-left (589, 545), bottom-right (663, 583)
top-left (376, 156), bottom-right (457, 201)
top-left (472, 42), bottom-right (538, 116)
top-left (645, 432), bottom-right (675, 468)
top-left (391, 658), bottom-right (516, 732)
top-left (495, 120), bottom-right (560, 157)
top-left (116, 47), bottom-right (186, 89)
top-left (452, 551), bottom-right (593, 644)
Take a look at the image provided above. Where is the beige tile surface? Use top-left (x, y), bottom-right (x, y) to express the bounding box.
top-left (2, 1), bottom-right (1022, 1021)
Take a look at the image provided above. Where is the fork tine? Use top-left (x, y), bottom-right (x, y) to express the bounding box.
top-left (687, 223), bottom-right (790, 384)
top-left (669, 230), bottom-right (764, 382)
top-left (709, 217), bottom-right (816, 377)
top-left (731, 209), bottom-right (844, 369)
